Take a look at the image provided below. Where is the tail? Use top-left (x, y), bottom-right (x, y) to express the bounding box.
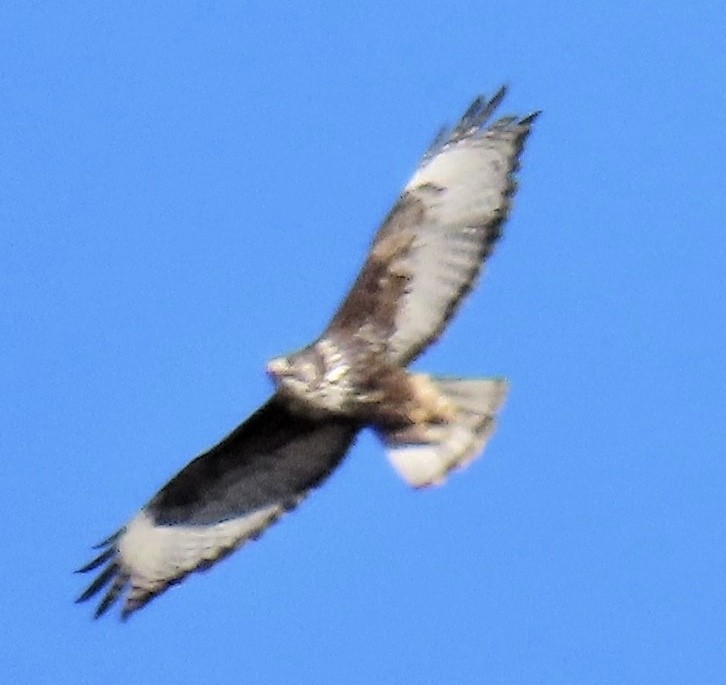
top-left (378, 377), bottom-right (508, 488)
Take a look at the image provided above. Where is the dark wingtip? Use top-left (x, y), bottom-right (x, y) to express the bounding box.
top-left (520, 109), bottom-right (542, 126)
top-left (92, 531), bottom-right (121, 550)
top-left (455, 85), bottom-right (508, 134)
top-left (459, 94), bottom-right (486, 123)
top-left (75, 562), bottom-right (118, 604)
top-left (94, 581), bottom-right (126, 619)
top-left (76, 547), bottom-right (115, 574)
top-left (487, 84), bottom-right (509, 114)
top-left (423, 85), bottom-right (514, 161)
top-left (76, 533), bottom-right (130, 618)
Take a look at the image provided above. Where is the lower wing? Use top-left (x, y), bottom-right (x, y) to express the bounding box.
top-left (76, 397), bottom-right (360, 619)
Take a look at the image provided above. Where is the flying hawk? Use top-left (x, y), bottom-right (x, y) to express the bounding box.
top-left (77, 86), bottom-right (539, 618)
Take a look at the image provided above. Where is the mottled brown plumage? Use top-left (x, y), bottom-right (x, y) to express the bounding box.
top-left (328, 195), bottom-right (422, 340)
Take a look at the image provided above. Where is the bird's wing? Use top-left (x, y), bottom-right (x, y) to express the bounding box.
top-left (325, 87), bottom-right (539, 365)
top-left (76, 397), bottom-right (359, 619)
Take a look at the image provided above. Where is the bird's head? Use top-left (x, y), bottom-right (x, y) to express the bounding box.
top-left (266, 342), bottom-right (352, 414)
top-left (266, 348), bottom-right (324, 399)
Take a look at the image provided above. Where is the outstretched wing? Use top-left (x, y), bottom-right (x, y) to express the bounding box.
top-left (326, 86), bottom-right (539, 365)
top-left (76, 397), bottom-right (359, 619)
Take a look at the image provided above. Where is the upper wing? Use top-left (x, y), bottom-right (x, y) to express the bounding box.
top-left (326, 86), bottom-right (539, 365)
top-left (76, 397), bottom-right (360, 619)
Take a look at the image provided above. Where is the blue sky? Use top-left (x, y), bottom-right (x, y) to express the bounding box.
top-left (2, 2), bottom-right (724, 683)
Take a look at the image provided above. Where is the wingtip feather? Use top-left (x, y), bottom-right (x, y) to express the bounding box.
top-left (520, 109), bottom-right (542, 125)
top-left (75, 562), bottom-right (118, 604)
top-left (75, 547), bottom-right (115, 574)
top-left (92, 531), bottom-right (121, 550)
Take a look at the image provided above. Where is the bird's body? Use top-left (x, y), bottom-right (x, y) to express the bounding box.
top-left (267, 337), bottom-right (452, 427)
top-left (77, 86), bottom-right (539, 618)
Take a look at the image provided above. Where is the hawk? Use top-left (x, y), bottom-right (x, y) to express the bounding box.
top-left (77, 86), bottom-right (539, 618)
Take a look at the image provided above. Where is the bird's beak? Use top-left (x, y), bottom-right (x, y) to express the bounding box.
top-left (266, 357), bottom-right (290, 378)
